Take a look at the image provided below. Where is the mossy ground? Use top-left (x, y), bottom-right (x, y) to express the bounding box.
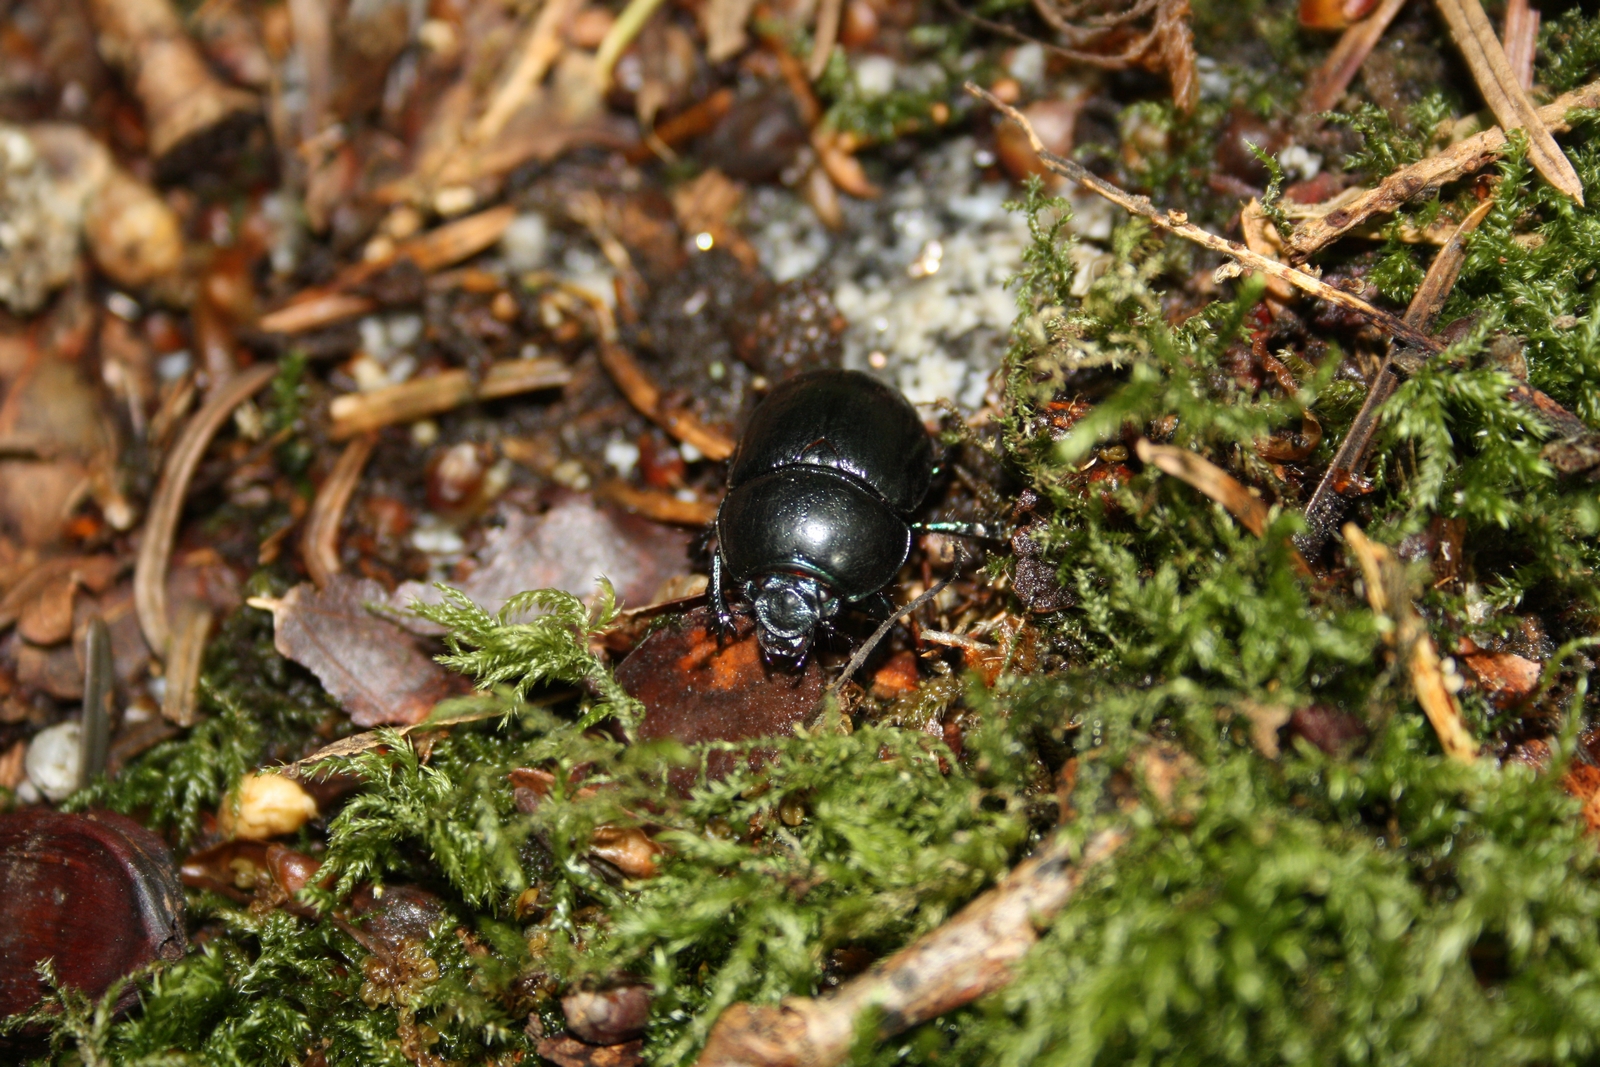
top-left (11, 6), bottom-right (1600, 1067)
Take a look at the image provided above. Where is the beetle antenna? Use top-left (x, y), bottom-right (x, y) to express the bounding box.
top-left (825, 566), bottom-right (959, 699)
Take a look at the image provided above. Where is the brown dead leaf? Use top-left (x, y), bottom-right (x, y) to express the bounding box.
top-left (588, 825), bottom-right (664, 879)
top-left (393, 499), bottom-right (692, 633)
top-left (617, 607), bottom-right (824, 785)
top-left (17, 568), bottom-right (78, 645)
top-left (254, 576), bottom-right (459, 726)
top-left (701, 0), bottom-right (758, 62)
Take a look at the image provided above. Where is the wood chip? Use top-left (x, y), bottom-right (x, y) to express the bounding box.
top-left (1135, 440), bottom-right (1272, 536)
top-left (1343, 524), bottom-right (1478, 764)
top-left (327, 358), bottom-right (571, 440)
top-left (1434, 0), bottom-right (1580, 203)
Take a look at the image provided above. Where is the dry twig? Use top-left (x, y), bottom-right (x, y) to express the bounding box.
top-left (86, 0), bottom-right (258, 165)
top-left (135, 363), bottom-right (278, 657)
top-left (1435, 0), bottom-right (1581, 203)
top-left (696, 829), bottom-right (1126, 1067)
top-left (259, 207), bottom-right (518, 334)
top-left (328, 359), bottom-right (571, 440)
top-left (474, 0), bottom-right (583, 146)
top-left (597, 343), bottom-right (737, 461)
top-left (1343, 523), bottom-right (1478, 764)
top-left (967, 83), bottom-right (1442, 353)
top-left (596, 480), bottom-right (720, 526)
top-left (1286, 77), bottom-right (1600, 260)
top-left (302, 433), bottom-right (378, 588)
top-left (1297, 197), bottom-right (1495, 553)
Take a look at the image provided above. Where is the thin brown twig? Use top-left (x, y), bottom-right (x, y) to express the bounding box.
top-left (1435, 0), bottom-right (1582, 203)
top-left (695, 828), bottom-right (1127, 1067)
top-left (301, 433), bottom-right (378, 588)
top-left (1296, 197), bottom-right (1495, 554)
top-left (328, 359), bottom-right (572, 440)
top-left (1286, 76), bottom-right (1600, 260)
top-left (161, 601), bottom-right (213, 728)
top-left (595, 480), bottom-right (720, 526)
top-left (135, 363), bottom-right (278, 656)
top-left (597, 342), bottom-right (737, 461)
top-left (966, 82), bottom-right (1443, 352)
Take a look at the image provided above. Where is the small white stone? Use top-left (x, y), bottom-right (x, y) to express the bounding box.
top-left (1277, 144), bottom-right (1322, 181)
top-left (604, 437), bottom-right (640, 478)
top-left (387, 312), bottom-right (423, 350)
top-left (25, 720), bottom-right (82, 802)
top-left (1006, 43), bottom-right (1045, 87)
top-left (501, 213), bottom-right (550, 272)
top-left (854, 55), bottom-right (898, 98)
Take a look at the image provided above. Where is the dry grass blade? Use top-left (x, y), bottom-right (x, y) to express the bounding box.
top-left (1297, 197), bottom-right (1495, 552)
top-left (134, 363), bottom-right (278, 657)
top-left (302, 433), bottom-right (378, 588)
top-left (596, 0), bottom-right (671, 92)
top-left (967, 83), bottom-right (1443, 354)
top-left (1343, 523), bottom-right (1478, 764)
top-left (808, 0), bottom-right (844, 79)
top-left (1300, 0), bottom-right (1407, 116)
top-left (161, 601), bottom-right (213, 728)
top-left (1502, 0), bottom-right (1539, 91)
top-left (1435, 0), bottom-right (1582, 203)
top-left (328, 359), bottom-right (572, 440)
top-left (1135, 440), bottom-right (1271, 535)
top-left (79, 616), bottom-right (114, 787)
top-left (696, 829), bottom-right (1127, 1067)
top-left (1287, 80), bottom-right (1600, 260)
top-left (598, 342), bottom-right (736, 460)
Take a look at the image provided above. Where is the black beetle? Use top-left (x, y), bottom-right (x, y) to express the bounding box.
top-left (711, 368), bottom-right (935, 664)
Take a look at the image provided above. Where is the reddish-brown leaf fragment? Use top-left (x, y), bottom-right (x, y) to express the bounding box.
top-left (257, 576), bottom-right (458, 726)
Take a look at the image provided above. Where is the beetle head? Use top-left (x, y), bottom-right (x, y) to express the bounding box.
top-left (748, 573), bottom-right (838, 664)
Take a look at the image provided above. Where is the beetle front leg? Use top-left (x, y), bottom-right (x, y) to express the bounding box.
top-left (709, 549), bottom-right (735, 637)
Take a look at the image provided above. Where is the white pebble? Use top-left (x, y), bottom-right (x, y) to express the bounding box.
top-left (604, 437), bottom-right (640, 478)
top-left (501, 213), bottom-right (550, 272)
top-left (855, 55), bottom-right (898, 98)
top-left (25, 720), bottom-right (82, 802)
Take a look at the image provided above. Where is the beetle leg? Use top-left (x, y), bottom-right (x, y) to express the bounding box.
top-left (709, 550), bottom-right (735, 637)
top-left (857, 590), bottom-right (895, 621)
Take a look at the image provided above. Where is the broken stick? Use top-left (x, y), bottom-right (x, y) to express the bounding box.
top-left (1286, 76), bottom-right (1600, 260)
top-left (695, 828), bottom-right (1126, 1067)
top-left (966, 83), bottom-right (1443, 355)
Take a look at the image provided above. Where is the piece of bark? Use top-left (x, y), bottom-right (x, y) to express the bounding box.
top-left (695, 828), bottom-right (1125, 1067)
top-left (1434, 0), bottom-right (1581, 203)
top-left (0, 809), bottom-right (186, 1018)
top-left (1286, 76), bottom-right (1600, 260)
top-left (563, 986), bottom-right (653, 1044)
top-left (253, 576), bottom-right (459, 727)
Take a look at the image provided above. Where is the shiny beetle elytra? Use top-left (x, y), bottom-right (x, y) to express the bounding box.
top-left (710, 368), bottom-right (935, 664)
